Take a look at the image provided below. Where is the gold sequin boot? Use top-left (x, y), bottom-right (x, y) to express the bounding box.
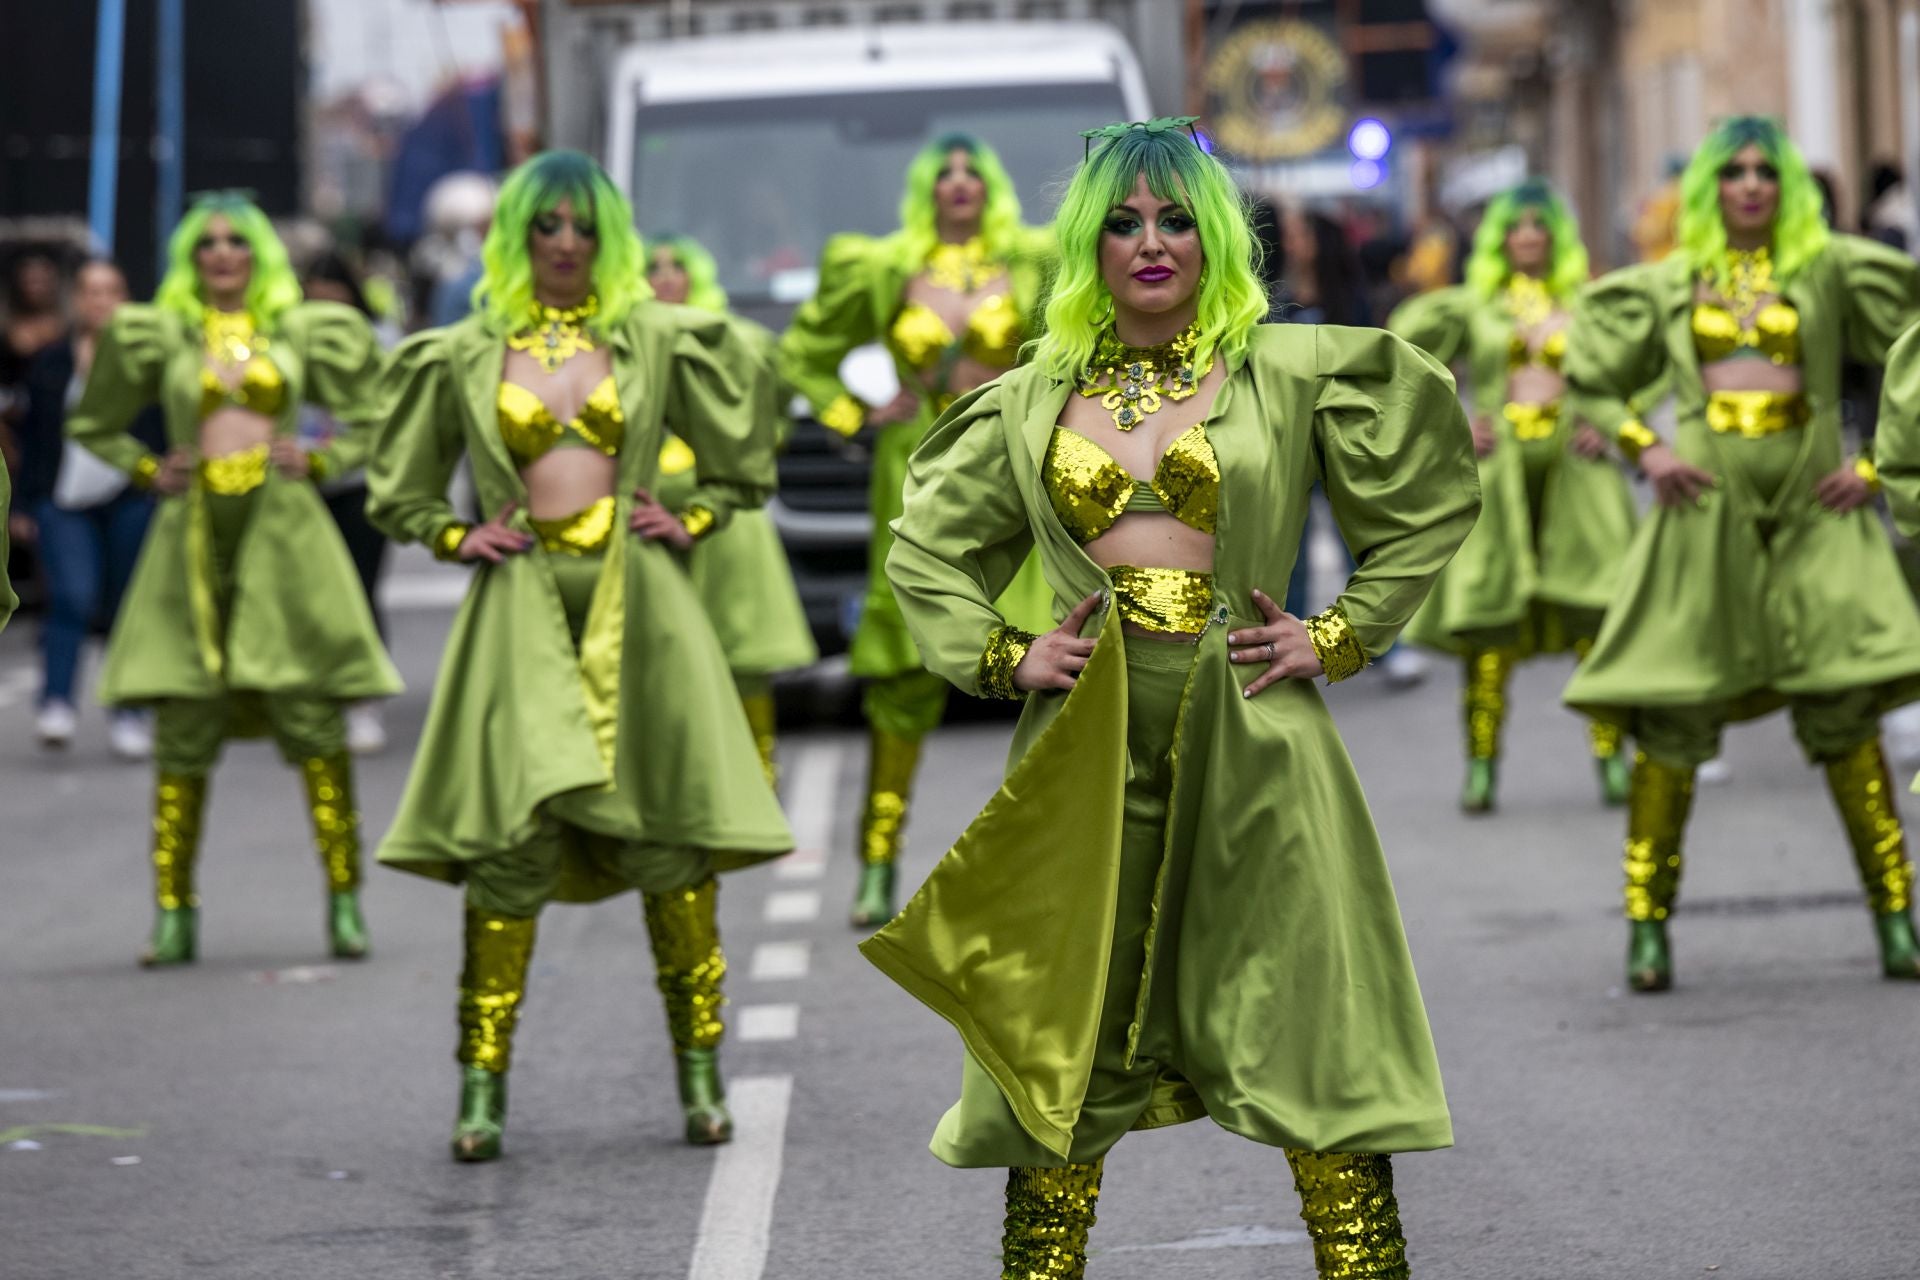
top-left (852, 725), bottom-right (925, 927)
top-left (1285, 1149), bottom-right (1409, 1279)
top-left (453, 907), bottom-right (537, 1162)
top-left (642, 878), bottom-right (733, 1145)
top-left (141, 772), bottom-right (207, 968)
top-left (1001, 1160), bottom-right (1103, 1279)
top-left (1624, 752), bottom-right (1696, 993)
top-left (1460, 647), bottom-right (1514, 813)
top-left (739, 686), bottom-right (780, 790)
top-left (300, 753), bottom-right (368, 959)
top-left (1823, 738), bottom-right (1920, 980)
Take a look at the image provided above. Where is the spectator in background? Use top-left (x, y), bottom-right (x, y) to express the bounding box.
top-left (3, 252), bottom-right (68, 416)
top-left (13, 259), bottom-right (159, 757)
top-left (300, 250), bottom-right (393, 755)
top-left (1863, 161), bottom-right (1917, 252)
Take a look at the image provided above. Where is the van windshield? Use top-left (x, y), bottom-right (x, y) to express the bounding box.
top-left (628, 82), bottom-right (1130, 310)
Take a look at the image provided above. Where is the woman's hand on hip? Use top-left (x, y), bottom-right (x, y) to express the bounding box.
top-left (152, 446), bottom-right (195, 496)
top-left (629, 486), bottom-right (695, 550)
top-left (1569, 422), bottom-right (1610, 459)
top-left (1813, 464), bottom-right (1874, 513)
top-left (1228, 588), bottom-right (1322, 697)
top-left (458, 502), bottom-right (533, 563)
top-left (1639, 443), bottom-right (1716, 508)
top-left (1012, 592), bottom-right (1102, 693)
top-left (1470, 416), bottom-right (1497, 458)
top-left (269, 438), bottom-right (311, 478)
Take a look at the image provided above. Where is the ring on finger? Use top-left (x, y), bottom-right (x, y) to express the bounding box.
top-left (1264, 641), bottom-right (1276, 661)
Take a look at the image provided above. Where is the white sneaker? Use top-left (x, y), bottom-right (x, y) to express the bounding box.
top-left (1377, 648), bottom-right (1430, 689)
top-left (1696, 756), bottom-right (1732, 786)
top-left (35, 700), bottom-right (77, 750)
top-left (345, 703), bottom-right (388, 756)
top-left (108, 712), bottom-right (153, 762)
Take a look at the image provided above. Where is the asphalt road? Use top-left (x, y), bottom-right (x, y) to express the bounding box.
top-left (2, 560), bottom-right (1916, 1280)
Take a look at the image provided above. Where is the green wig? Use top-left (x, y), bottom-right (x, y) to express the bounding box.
top-left (153, 192), bottom-right (302, 327)
top-left (1032, 120), bottom-right (1266, 382)
top-left (898, 133), bottom-right (1024, 265)
top-left (1464, 179), bottom-right (1590, 302)
top-left (473, 150), bottom-right (648, 333)
top-left (1678, 115), bottom-right (1830, 288)
top-left (649, 233), bottom-right (729, 312)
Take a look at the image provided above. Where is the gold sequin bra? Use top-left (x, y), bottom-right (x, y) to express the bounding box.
top-left (1042, 423), bottom-right (1219, 635)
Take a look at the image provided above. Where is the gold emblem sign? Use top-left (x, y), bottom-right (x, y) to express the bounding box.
top-left (1205, 19), bottom-right (1349, 161)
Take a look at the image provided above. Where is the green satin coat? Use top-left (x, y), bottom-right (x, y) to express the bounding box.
top-left (861, 324), bottom-right (1478, 1161)
top-left (0, 457), bottom-right (15, 630)
top-left (65, 302), bottom-right (400, 704)
top-left (1874, 321), bottom-right (1920, 541)
top-left (654, 317), bottom-right (817, 678)
top-left (776, 228), bottom-right (1056, 677)
top-left (1562, 236), bottom-right (1920, 724)
top-left (367, 303), bottom-right (794, 896)
top-left (1389, 285), bottom-right (1637, 653)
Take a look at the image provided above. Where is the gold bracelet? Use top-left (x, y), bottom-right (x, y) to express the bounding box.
top-left (433, 522), bottom-right (471, 562)
top-left (131, 453), bottom-right (162, 490)
top-left (1303, 603), bottom-right (1368, 683)
top-left (1616, 419), bottom-right (1660, 465)
top-left (976, 624), bottom-right (1037, 700)
top-left (1855, 455), bottom-right (1882, 494)
top-left (679, 504), bottom-right (717, 540)
top-left (818, 393), bottom-right (867, 439)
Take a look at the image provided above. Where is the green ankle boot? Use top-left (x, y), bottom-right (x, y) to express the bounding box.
top-left (850, 862), bottom-right (897, 929)
top-left (1598, 752), bottom-right (1632, 807)
top-left (1627, 920), bottom-right (1672, 992)
top-left (1460, 759), bottom-right (1496, 814)
top-left (676, 1048), bottom-right (733, 1145)
top-left (1875, 912), bottom-right (1920, 980)
top-left (140, 906), bottom-right (198, 968)
top-left (328, 890), bottom-right (369, 960)
top-left (452, 1066), bottom-right (508, 1162)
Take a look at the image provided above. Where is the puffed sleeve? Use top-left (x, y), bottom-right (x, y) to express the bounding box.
top-left (1312, 326), bottom-right (1481, 669)
top-left (1876, 322), bottom-right (1920, 538)
top-left (65, 304), bottom-right (173, 484)
top-left (366, 327), bottom-right (468, 558)
top-left (886, 381), bottom-right (1039, 698)
top-left (1385, 284), bottom-right (1474, 366)
top-left (667, 306), bottom-right (779, 536)
top-left (1563, 262), bottom-right (1672, 456)
top-left (1831, 233), bottom-right (1920, 365)
top-left (776, 233), bottom-right (883, 437)
top-left (0, 455), bottom-right (17, 630)
top-left (281, 301), bottom-right (386, 478)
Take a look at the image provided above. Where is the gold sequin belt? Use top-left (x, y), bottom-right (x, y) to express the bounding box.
top-left (529, 495), bottom-right (615, 555)
top-left (1705, 390), bottom-right (1808, 438)
top-left (1502, 400), bottom-right (1561, 441)
top-left (198, 443), bottom-right (271, 496)
top-left (1109, 564), bottom-right (1214, 636)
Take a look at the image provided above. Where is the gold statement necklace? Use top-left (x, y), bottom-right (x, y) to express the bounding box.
top-left (1717, 245), bottom-right (1777, 320)
top-left (203, 308), bottom-right (265, 364)
top-left (508, 295), bottom-right (599, 374)
top-left (1076, 323), bottom-right (1202, 431)
top-left (924, 237), bottom-right (994, 292)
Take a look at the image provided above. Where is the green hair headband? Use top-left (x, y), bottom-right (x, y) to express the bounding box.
top-left (1081, 116), bottom-right (1205, 160)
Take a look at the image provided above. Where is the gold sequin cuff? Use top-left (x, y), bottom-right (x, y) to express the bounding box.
top-left (818, 393), bottom-right (867, 438)
top-left (976, 624), bottom-right (1037, 700)
top-left (433, 522), bottom-right (471, 562)
top-left (130, 453), bottom-right (162, 491)
top-left (1855, 455), bottom-right (1882, 494)
top-left (1305, 604), bottom-right (1368, 682)
top-left (680, 504), bottom-right (717, 540)
top-left (306, 449), bottom-right (331, 483)
top-left (1616, 419), bottom-right (1660, 464)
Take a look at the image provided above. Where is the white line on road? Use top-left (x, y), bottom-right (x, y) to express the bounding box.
top-left (735, 1004), bottom-right (799, 1042)
top-left (748, 941), bottom-right (810, 982)
top-left (379, 572), bottom-right (471, 611)
top-left (686, 1074), bottom-right (793, 1280)
top-left (774, 741), bottom-right (843, 880)
top-left (762, 890), bottom-right (820, 924)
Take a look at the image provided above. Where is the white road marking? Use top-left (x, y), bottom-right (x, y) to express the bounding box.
top-left (735, 1004), bottom-right (799, 1042)
top-left (1106, 1225), bottom-right (1310, 1252)
top-left (686, 1074), bottom-right (792, 1280)
top-left (378, 572), bottom-right (471, 611)
top-left (0, 1089), bottom-right (61, 1104)
top-left (774, 741), bottom-right (842, 880)
top-left (748, 942), bottom-right (810, 982)
top-left (762, 890), bottom-right (820, 924)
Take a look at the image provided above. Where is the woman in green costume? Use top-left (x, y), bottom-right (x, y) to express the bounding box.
top-left (862, 118), bottom-right (1477, 1280)
top-left (778, 133), bottom-right (1056, 926)
top-left (66, 193), bottom-right (399, 967)
top-left (368, 152), bottom-right (793, 1162)
top-left (646, 233), bottom-right (817, 782)
top-left (1563, 116), bottom-right (1920, 991)
top-left (1391, 181), bottom-right (1637, 812)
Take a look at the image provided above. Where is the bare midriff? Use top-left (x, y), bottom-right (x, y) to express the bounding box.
top-left (198, 405), bottom-right (274, 459)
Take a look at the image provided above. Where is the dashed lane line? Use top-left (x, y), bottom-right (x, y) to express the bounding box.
top-left (685, 1075), bottom-right (793, 1280)
top-left (748, 941), bottom-right (811, 982)
top-left (735, 1005), bottom-right (800, 1043)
